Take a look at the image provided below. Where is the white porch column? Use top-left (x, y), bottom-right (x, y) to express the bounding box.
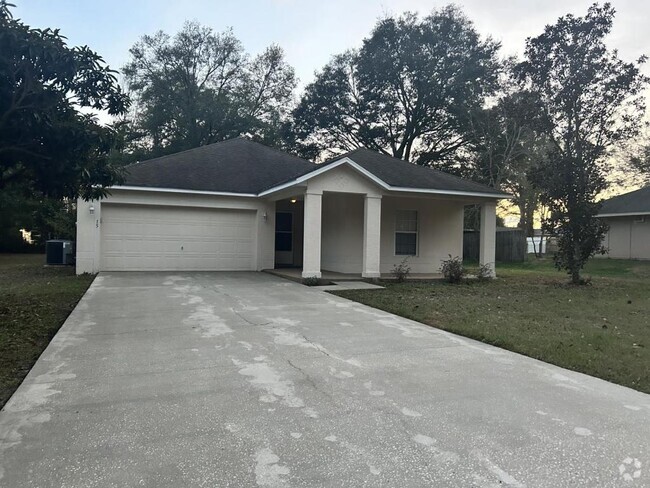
top-left (479, 201), bottom-right (497, 277)
top-left (362, 194), bottom-right (382, 278)
top-left (302, 190), bottom-right (323, 278)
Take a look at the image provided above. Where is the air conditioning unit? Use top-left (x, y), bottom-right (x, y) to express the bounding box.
top-left (46, 240), bottom-right (74, 265)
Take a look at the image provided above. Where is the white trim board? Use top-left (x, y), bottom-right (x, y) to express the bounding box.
top-left (110, 185), bottom-right (258, 198)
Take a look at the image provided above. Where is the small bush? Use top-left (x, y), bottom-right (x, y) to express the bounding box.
top-left (391, 257), bottom-right (411, 282)
top-left (440, 255), bottom-right (465, 284)
top-left (477, 262), bottom-right (494, 282)
top-left (302, 276), bottom-right (321, 286)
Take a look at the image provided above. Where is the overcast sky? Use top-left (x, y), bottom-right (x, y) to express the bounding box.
top-left (14, 0), bottom-right (650, 90)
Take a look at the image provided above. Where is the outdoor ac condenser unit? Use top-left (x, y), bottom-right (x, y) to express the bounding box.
top-left (46, 240), bottom-right (74, 265)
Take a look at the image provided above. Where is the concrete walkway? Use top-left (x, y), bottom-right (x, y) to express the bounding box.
top-left (0, 272), bottom-right (648, 487)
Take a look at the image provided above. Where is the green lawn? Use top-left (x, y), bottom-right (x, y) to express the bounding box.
top-left (334, 258), bottom-right (650, 393)
top-left (0, 254), bottom-right (94, 408)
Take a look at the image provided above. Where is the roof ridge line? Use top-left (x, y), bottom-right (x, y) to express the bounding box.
top-left (125, 137), bottom-right (246, 168)
top-left (241, 138), bottom-right (317, 166)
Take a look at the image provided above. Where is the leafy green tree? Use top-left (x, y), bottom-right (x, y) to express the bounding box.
top-left (243, 45), bottom-right (297, 137)
top-left (465, 89), bottom-right (552, 235)
top-left (292, 6), bottom-right (501, 164)
top-left (0, 1), bottom-right (129, 200)
top-left (516, 3), bottom-right (648, 283)
top-left (123, 21), bottom-right (296, 160)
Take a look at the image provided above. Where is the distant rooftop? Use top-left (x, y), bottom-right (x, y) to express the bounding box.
top-left (599, 186), bottom-right (650, 216)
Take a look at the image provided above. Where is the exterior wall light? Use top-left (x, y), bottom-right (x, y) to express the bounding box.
top-left (290, 199), bottom-right (297, 203)
top-left (89, 205), bottom-right (95, 214)
top-left (262, 212), bottom-right (268, 222)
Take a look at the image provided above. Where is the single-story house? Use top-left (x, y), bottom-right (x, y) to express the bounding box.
top-left (76, 138), bottom-right (510, 278)
top-left (598, 186), bottom-right (650, 260)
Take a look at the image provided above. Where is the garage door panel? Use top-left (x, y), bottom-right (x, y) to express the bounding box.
top-left (100, 205), bottom-right (256, 271)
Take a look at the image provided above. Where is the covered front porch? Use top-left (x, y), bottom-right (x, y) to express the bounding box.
top-left (267, 177), bottom-right (497, 280)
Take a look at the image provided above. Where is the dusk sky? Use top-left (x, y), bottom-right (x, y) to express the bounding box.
top-left (14, 0), bottom-right (650, 90)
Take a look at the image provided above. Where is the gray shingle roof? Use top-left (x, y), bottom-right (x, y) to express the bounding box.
top-left (317, 148), bottom-right (509, 196)
top-left (124, 138), bottom-right (315, 194)
top-left (599, 186), bottom-right (650, 216)
top-left (124, 139), bottom-right (508, 197)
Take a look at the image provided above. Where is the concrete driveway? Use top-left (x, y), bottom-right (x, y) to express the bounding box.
top-left (1, 272), bottom-right (648, 487)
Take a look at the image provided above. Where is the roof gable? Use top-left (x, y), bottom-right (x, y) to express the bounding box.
top-left (331, 148), bottom-right (508, 196)
top-left (260, 148), bottom-right (509, 198)
top-left (305, 161), bottom-right (383, 195)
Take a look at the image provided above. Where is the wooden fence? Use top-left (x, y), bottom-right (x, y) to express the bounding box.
top-left (463, 228), bottom-right (526, 263)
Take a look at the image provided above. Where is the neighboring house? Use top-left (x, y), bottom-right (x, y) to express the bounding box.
top-left (598, 186), bottom-right (650, 260)
top-left (76, 138), bottom-right (510, 278)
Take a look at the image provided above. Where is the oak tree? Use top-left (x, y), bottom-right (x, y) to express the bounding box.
top-left (292, 6), bottom-right (501, 164)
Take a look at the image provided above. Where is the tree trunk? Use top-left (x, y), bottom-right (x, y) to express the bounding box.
top-left (571, 242), bottom-right (582, 284)
top-left (571, 267), bottom-right (581, 284)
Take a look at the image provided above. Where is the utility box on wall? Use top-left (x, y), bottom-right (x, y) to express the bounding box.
top-left (46, 239), bottom-right (74, 265)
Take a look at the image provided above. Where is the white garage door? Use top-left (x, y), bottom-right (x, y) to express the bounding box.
top-left (100, 204), bottom-right (256, 271)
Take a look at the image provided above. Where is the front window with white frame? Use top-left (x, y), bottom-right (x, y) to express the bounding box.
top-left (395, 210), bottom-right (418, 255)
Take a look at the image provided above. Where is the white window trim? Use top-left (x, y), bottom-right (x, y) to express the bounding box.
top-left (394, 209), bottom-right (419, 257)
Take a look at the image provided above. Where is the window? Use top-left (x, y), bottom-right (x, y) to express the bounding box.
top-left (395, 210), bottom-right (418, 255)
top-left (275, 212), bottom-right (293, 252)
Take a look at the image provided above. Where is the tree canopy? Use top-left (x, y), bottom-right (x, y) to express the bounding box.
top-left (0, 1), bottom-right (129, 200)
top-left (291, 6), bottom-right (502, 164)
top-left (122, 21), bottom-right (297, 160)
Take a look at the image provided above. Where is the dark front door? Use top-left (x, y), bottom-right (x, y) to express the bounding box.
top-left (275, 211), bottom-right (293, 266)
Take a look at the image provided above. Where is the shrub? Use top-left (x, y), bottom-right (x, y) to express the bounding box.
top-left (440, 255), bottom-right (465, 284)
top-left (302, 276), bottom-right (321, 286)
top-left (391, 257), bottom-right (411, 282)
top-left (477, 263), bottom-right (494, 281)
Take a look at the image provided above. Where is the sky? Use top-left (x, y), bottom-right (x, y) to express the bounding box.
top-left (13, 0), bottom-right (650, 91)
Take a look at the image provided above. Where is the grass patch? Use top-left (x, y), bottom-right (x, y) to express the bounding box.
top-left (0, 254), bottom-right (94, 408)
top-left (334, 258), bottom-right (650, 393)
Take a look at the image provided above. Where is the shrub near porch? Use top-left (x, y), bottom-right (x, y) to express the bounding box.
top-left (333, 259), bottom-right (650, 393)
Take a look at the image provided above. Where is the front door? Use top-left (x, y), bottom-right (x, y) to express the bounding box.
top-left (275, 212), bottom-right (293, 266)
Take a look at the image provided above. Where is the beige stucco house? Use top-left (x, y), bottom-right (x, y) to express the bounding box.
top-left (76, 138), bottom-right (509, 278)
top-left (598, 186), bottom-right (650, 260)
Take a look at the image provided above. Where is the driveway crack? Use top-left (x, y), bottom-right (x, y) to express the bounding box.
top-left (230, 308), bottom-right (271, 327)
top-left (286, 359), bottom-right (335, 401)
top-left (301, 334), bottom-right (336, 359)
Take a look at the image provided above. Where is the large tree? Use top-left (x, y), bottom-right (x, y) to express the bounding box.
top-left (0, 1), bottom-right (129, 200)
top-left (123, 21), bottom-right (296, 159)
top-left (465, 89), bottom-right (552, 235)
top-left (292, 6), bottom-right (501, 164)
top-left (516, 3), bottom-right (648, 283)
